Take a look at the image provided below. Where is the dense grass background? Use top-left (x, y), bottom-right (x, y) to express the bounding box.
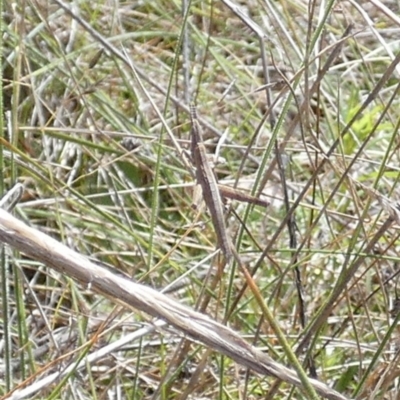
top-left (2, 0), bottom-right (400, 399)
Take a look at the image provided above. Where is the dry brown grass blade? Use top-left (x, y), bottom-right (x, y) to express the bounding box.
top-left (0, 208), bottom-right (351, 400)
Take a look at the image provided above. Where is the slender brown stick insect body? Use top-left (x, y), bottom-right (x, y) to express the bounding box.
top-left (190, 104), bottom-right (233, 261)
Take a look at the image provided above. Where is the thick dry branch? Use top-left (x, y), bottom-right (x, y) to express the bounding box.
top-left (0, 208), bottom-right (351, 400)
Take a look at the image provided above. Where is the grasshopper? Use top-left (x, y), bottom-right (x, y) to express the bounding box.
top-left (189, 104), bottom-right (269, 261)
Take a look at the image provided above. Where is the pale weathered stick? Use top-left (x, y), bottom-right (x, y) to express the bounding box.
top-left (0, 208), bottom-right (351, 400)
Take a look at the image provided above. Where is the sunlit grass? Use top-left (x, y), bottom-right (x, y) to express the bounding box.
top-left (2, 0), bottom-right (400, 399)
